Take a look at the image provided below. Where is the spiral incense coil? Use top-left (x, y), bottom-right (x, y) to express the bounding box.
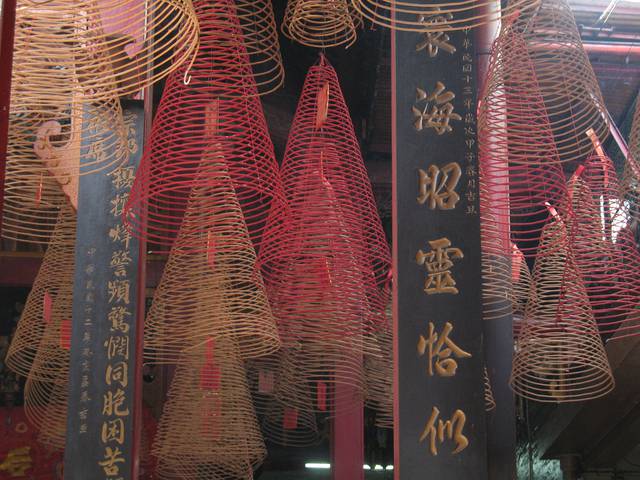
top-left (622, 97), bottom-right (640, 224)
top-left (611, 227), bottom-right (640, 340)
top-left (282, 0), bottom-right (357, 48)
top-left (153, 339), bottom-right (266, 480)
top-left (484, 367), bottom-right (496, 412)
top-left (235, 0), bottom-right (284, 94)
top-left (351, 0), bottom-right (539, 32)
top-left (567, 152), bottom-right (639, 338)
top-left (5, 204), bottom-right (76, 378)
top-left (259, 351), bottom-right (320, 447)
top-left (12, 0), bottom-right (198, 101)
top-left (124, 0), bottom-right (284, 251)
top-left (143, 154), bottom-right (279, 363)
top-left (510, 211), bottom-right (614, 403)
top-left (24, 368), bottom-right (69, 450)
top-left (2, 91), bottom-right (127, 243)
top-left (364, 325), bottom-right (393, 429)
top-left (509, 0), bottom-right (609, 164)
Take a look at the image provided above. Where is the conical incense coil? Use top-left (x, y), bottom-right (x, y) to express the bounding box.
top-left (510, 0), bottom-right (609, 164)
top-left (3, 92), bottom-right (127, 244)
top-left (610, 227), bottom-right (640, 340)
top-left (24, 368), bottom-right (69, 450)
top-left (124, 1), bottom-right (284, 250)
top-left (622, 96), bottom-right (640, 224)
top-left (567, 154), bottom-right (639, 338)
top-left (510, 210), bottom-right (614, 402)
top-left (351, 0), bottom-right (539, 32)
top-left (12, 0), bottom-right (199, 101)
top-left (364, 323), bottom-right (393, 429)
top-left (153, 339), bottom-right (266, 480)
top-left (235, 0), bottom-right (284, 94)
top-left (5, 204), bottom-right (76, 378)
top-left (259, 55), bottom-right (390, 323)
top-left (143, 154), bottom-right (279, 363)
top-left (259, 351), bottom-right (320, 447)
top-left (282, 0), bottom-right (357, 48)
top-left (484, 367), bottom-right (496, 412)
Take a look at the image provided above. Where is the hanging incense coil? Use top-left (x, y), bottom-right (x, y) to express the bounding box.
top-left (153, 339), bottom-right (266, 480)
top-left (12, 0), bottom-right (199, 101)
top-left (510, 211), bottom-right (614, 402)
top-left (567, 151), bottom-right (639, 339)
top-left (611, 227), bottom-right (640, 340)
top-left (364, 322), bottom-right (393, 429)
top-left (5, 204), bottom-right (76, 378)
top-left (143, 155), bottom-right (279, 363)
top-left (125, 0), bottom-right (284, 251)
top-left (24, 368), bottom-right (69, 450)
top-left (235, 0), bottom-right (284, 94)
top-left (259, 351), bottom-right (320, 447)
top-left (510, 0), bottom-right (609, 164)
top-left (351, 0), bottom-right (539, 32)
top-left (282, 0), bottom-right (357, 48)
top-left (3, 92), bottom-right (127, 243)
top-left (622, 97), bottom-right (640, 224)
top-left (484, 367), bottom-right (496, 412)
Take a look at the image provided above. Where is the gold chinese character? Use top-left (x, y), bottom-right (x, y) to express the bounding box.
top-left (415, 12), bottom-right (456, 58)
top-left (101, 418), bottom-right (125, 445)
top-left (416, 238), bottom-right (464, 294)
top-left (108, 279), bottom-right (130, 304)
top-left (84, 142), bottom-right (106, 164)
top-left (412, 82), bottom-right (462, 135)
top-left (110, 250), bottom-right (132, 278)
top-left (106, 362), bottom-right (128, 388)
top-left (109, 224), bottom-right (132, 249)
top-left (462, 37), bottom-right (472, 50)
top-left (110, 166), bottom-right (136, 191)
top-left (110, 193), bottom-right (129, 218)
top-left (104, 335), bottom-right (129, 360)
top-left (0, 446), bottom-right (32, 477)
top-left (103, 388), bottom-right (129, 417)
top-left (108, 306), bottom-right (131, 333)
top-left (419, 407), bottom-right (469, 456)
top-left (417, 163), bottom-right (462, 210)
top-left (99, 446), bottom-right (125, 476)
top-left (418, 322), bottom-right (471, 377)
top-left (123, 112), bottom-right (139, 155)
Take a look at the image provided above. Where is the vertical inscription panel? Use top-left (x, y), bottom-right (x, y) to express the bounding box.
top-left (65, 101), bottom-right (143, 480)
top-left (394, 19), bottom-right (488, 479)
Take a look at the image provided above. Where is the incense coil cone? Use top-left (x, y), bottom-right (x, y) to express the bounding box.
top-left (143, 157), bottom-right (279, 363)
top-left (510, 213), bottom-right (614, 402)
top-left (24, 368), bottom-right (68, 450)
top-left (351, 0), bottom-right (539, 32)
top-left (6, 204), bottom-right (76, 378)
top-left (622, 96), bottom-right (640, 225)
top-left (153, 339), bottom-right (266, 480)
top-left (125, 0), bottom-right (284, 251)
top-left (282, 0), bottom-right (357, 48)
top-left (364, 310), bottom-right (393, 429)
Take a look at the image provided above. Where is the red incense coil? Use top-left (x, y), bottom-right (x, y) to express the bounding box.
top-left (6, 204), bottom-right (76, 378)
top-left (143, 154), bottom-right (280, 363)
top-left (153, 339), bottom-right (266, 480)
top-left (622, 96), bottom-right (640, 225)
top-left (124, 0), bottom-right (283, 251)
top-left (510, 211), bottom-right (614, 402)
top-left (511, 0), bottom-right (609, 164)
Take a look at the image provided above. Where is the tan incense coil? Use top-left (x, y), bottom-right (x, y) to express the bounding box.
top-left (24, 368), bottom-right (69, 450)
top-left (484, 367), bottom-right (496, 412)
top-left (12, 0), bottom-right (199, 101)
top-left (510, 211), bottom-right (615, 402)
top-left (623, 97), bottom-right (640, 224)
top-left (153, 339), bottom-right (266, 480)
top-left (3, 89), bottom-right (127, 243)
top-left (282, 0), bottom-right (357, 48)
top-left (5, 204), bottom-right (76, 378)
top-left (144, 154), bottom-right (279, 363)
top-left (364, 304), bottom-right (392, 429)
top-left (259, 352), bottom-right (320, 447)
top-left (234, 0), bottom-right (285, 94)
top-left (351, 0), bottom-right (539, 32)
top-left (511, 0), bottom-right (610, 164)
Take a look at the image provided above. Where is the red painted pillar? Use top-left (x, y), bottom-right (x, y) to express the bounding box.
top-left (332, 382), bottom-right (364, 480)
top-left (0, 0), bottom-right (17, 235)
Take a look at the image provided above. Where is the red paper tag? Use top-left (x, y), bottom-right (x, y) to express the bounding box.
top-left (200, 339), bottom-right (221, 390)
top-left (317, 382), bottom-right (327, 412)
top-left (283, 408), bottom-right (298, 430)
top-left (59, 319), bottom-right (72, 350)
top-left (43, 291), bottom-right (53, 324)
top-left (511, 243), bottom-right (524, 283)
top-left (258, 369), bottom-right (274, 394)
top-left (315, 82), bottom-right (330, 129)
top-left (205, 101), bottom-right (219, 138)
